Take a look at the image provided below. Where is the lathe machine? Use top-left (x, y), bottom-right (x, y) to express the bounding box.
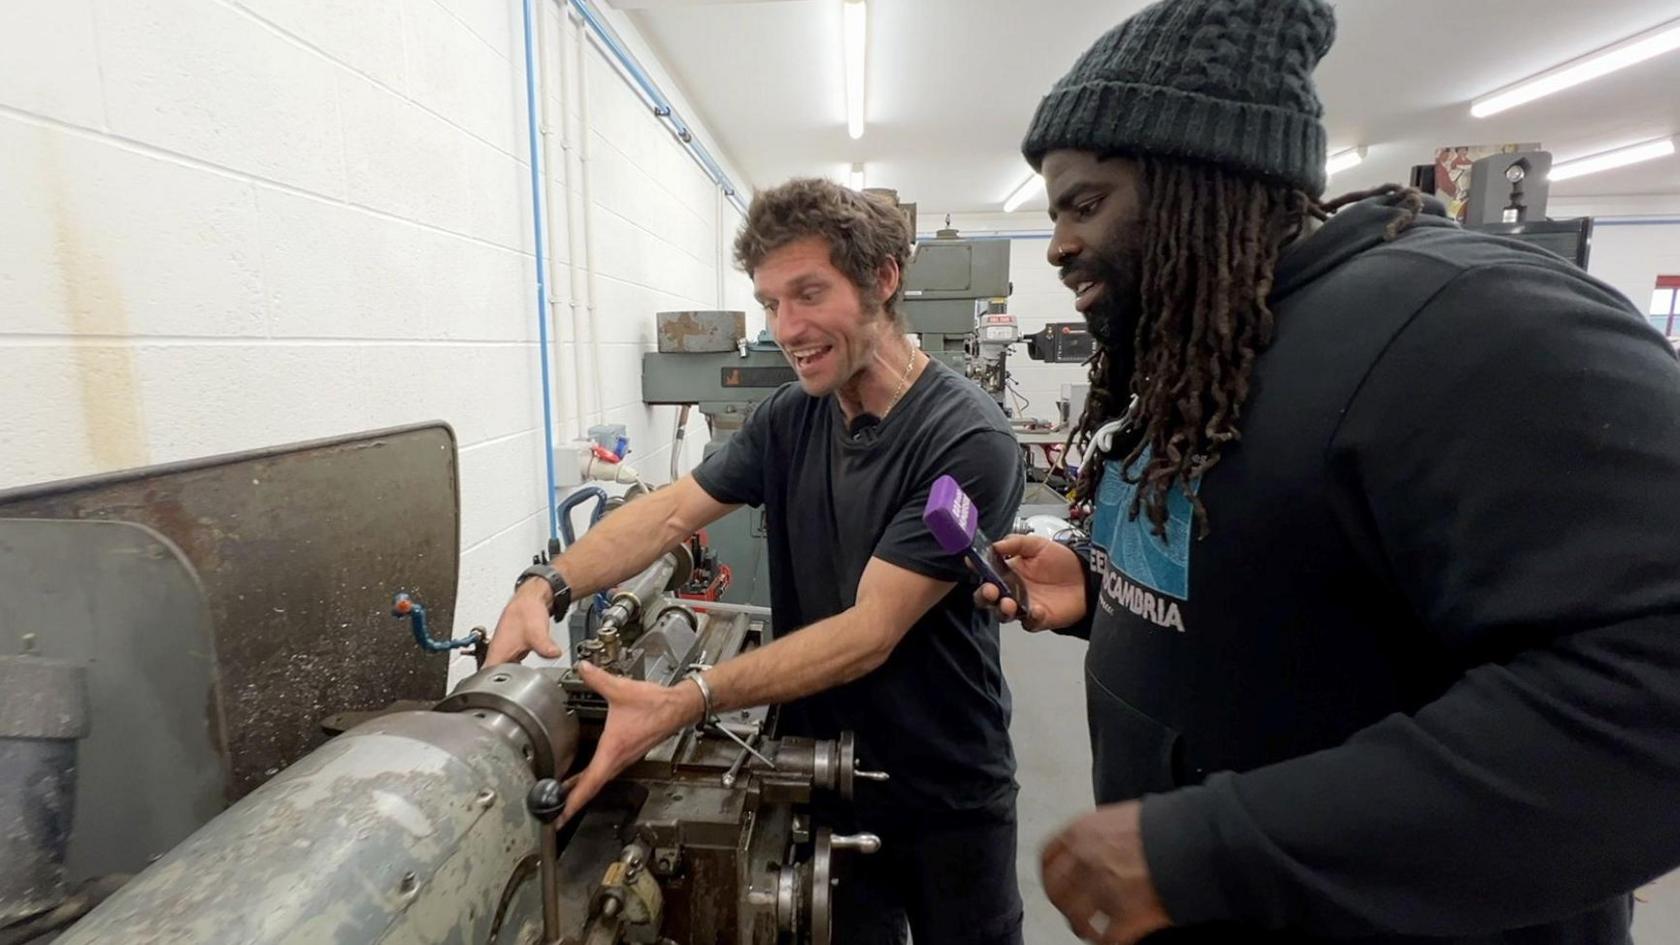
top-left (0, 425), bottom-right (881, 945)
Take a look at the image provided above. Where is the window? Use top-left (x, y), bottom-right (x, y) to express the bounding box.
top-left (1651, 276), bottom-right (1680, 337)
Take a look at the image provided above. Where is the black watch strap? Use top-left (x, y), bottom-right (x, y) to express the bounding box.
top-left (516, 564), bottom-right (572, 621)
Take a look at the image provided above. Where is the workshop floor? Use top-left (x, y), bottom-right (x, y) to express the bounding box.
top-left (1001, 622), bottom-right (1094, 944)
top-left (1000, 625), bottom-right (1680, 944)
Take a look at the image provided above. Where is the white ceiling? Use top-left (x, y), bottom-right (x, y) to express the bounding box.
top-left (617, 0), bottom-right (1680, 217)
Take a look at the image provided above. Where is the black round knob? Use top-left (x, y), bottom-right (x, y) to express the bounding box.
top-left (526, 778), bottom-right (567, 823)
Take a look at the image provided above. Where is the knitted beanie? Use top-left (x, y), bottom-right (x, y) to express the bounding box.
top-left (1021, 0), bottom-right (1337, 196)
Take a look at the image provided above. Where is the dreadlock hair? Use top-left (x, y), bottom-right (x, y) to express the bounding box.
top-left (1065, 156), bottom-right (1424, 540)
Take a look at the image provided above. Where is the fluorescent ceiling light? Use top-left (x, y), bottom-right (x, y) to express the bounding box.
top-left (1003, 172), bottom-right (1042, 213)
top-left (1549, 137), bottom-right (1677, 181)
top-left (1472, 17), bottom-right (1680, 118)
top-left (843, 0), bottom-right (867, 139)
top-left (849, 162), bottom-right (865, 190)
top-left (1326, 146), bottom-right (1366, 179)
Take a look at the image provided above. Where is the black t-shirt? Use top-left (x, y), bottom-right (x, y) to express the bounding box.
top-left (692, 359), bottom-right (1024, 817)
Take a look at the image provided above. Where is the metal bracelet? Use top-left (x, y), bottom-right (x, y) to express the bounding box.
top-left (684, 670), bottom-right (714, 726)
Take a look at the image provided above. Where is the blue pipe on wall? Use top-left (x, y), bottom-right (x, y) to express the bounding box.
top-left (522, 0), bottom-right (561, 544)
top-left (520, 0), bottom-right (752, 552)
top-left (567, 0), bottom-right (749, 216)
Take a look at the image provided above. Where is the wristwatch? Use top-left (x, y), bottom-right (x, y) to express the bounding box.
top-left (515, 564), bottom-right (573, 622)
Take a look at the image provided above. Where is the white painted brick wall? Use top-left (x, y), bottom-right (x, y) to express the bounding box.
top-left (1, 0), bottom-right (756, 678)
top-left (986, 236), bottom-right (1089, 426)
top-left (403, 0), bottom-right (524, 157)
top-left (96, 0), bottom-right (350, 199)
top-left (233, 0), bottom-right (410, 93)
top-left (0, 121), bottom-right (267, 339)
top-left (0, 1), bottom-right (106, 129)
top-left (433, 0), bottom-right (520, 63)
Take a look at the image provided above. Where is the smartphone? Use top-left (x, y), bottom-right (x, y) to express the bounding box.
top-left (923, 475), bottom-right (1029, 614)
top-left (968, 542), bottom-right (1030, 615)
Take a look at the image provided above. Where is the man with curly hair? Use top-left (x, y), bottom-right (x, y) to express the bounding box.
top-left (490, 178), bottom-right (1026, 944)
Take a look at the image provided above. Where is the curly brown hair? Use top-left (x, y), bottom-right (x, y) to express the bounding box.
top-left (733, 178), bottom-right (914, 318)
top-left (1067, 157), bottom-right (1424, 539)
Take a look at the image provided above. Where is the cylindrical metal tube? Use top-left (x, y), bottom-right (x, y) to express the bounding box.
top-left (720, 746), bottom-right (751, 788)
top-left (596, 550), bottom-right (688, 638)
top-left (54, 687), bottom-right (575, 945)
top-left (55, 712), bottom-right (535, 945)
top-left (621, 554), bottom-right (678, 607)
top-left (0, 656), bottom-right (89, 924)
top-left (678, 600), bottom-right (774, 617)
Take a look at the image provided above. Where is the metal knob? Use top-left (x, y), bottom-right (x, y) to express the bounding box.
top-left (526, 778), bottom-right (568, 824)
top-left (526, 778), bottom-right (568, 941)
top-left (830, 833), bottom-right (881, 854)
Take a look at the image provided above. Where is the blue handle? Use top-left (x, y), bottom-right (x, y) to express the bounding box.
top-left (557, 486), bottom-right (610, 547)
top-left (392, 593), bottom-right (482, 653)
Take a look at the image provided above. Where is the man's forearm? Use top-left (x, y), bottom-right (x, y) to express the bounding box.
top-left (702, 608), bottom-right (894, 715)
top-left (533, 487), bottom-right (704, 604)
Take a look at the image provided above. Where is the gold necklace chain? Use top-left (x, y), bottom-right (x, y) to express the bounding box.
top-left (883, 346), bottom-right (918, 417)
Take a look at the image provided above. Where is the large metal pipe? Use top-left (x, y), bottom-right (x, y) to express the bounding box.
top-left (680, 600), bottom-right (774, 617)
top-left (53, 666), bottom-right (579, 945)
top-left (0, 655), bottom-right (89, 924)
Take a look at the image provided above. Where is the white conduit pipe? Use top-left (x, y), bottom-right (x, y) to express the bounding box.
top-left (535, 1), bottom-right (578, 441)
top-left (575, 17), bottom-right (606, 426)
top-left (552, 5), bottom-right (589, 439)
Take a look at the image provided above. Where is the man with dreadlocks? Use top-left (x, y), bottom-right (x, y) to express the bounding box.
top-left (978, 0), bottom-right (1680, 942)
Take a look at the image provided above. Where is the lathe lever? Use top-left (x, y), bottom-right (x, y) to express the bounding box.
top-left (829, 833), bottom-right (882, 855)
top-left (526, 778), bottom-right (569, 944)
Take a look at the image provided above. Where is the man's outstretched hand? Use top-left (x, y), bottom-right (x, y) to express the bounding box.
top-left (485, 580), bottom-right (564, 666)
top-left (560, 661), bottom-right (705, 822)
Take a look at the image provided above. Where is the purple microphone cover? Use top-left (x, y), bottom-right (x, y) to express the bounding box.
top-left (923, 475), bottom-right (979, 553)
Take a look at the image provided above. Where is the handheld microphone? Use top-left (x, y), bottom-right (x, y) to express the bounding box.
top-left (922, 475), bottom-right (1029, 613)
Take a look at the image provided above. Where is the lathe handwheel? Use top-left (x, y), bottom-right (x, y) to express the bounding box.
top-left (809, 829), bottom-right (834, 945)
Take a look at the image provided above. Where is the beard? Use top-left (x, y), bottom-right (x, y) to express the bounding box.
top-left (1064, 218), bottom-right (1145, 388)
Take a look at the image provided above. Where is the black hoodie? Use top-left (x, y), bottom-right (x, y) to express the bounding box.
top-left (1066, 196), bottom-right (1680, 944)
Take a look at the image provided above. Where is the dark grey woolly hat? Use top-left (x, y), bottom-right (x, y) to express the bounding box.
top-left (1022, 0), bottom-right (1337, 196)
